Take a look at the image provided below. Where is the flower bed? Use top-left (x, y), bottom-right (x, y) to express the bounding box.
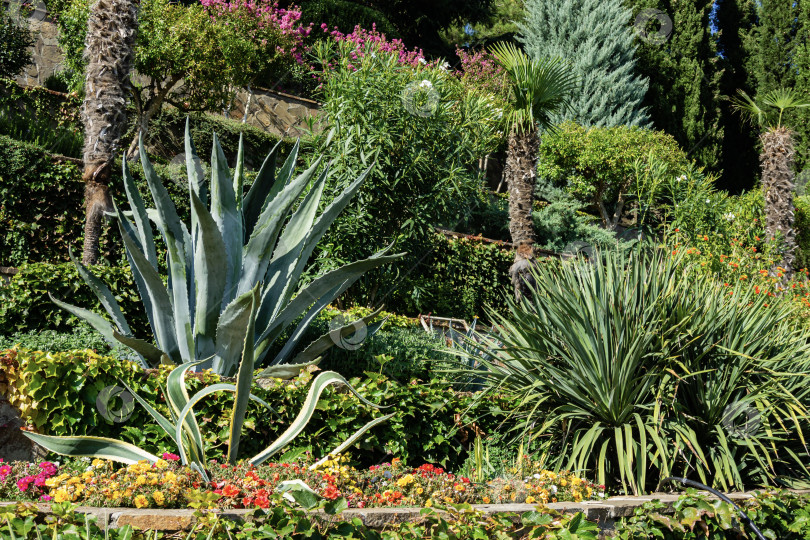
top-left (0, 455), bottom-right (603, 510)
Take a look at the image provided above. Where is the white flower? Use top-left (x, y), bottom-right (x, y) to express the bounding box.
top-left (440, 61), bottom-right (450, 71)
top-left (706, 198), bottom-right (710, 203)
top-left (549, 485), bottom-right (558, 494)
top-left (419, 79), bottom-right (433, 89)
top-left (724, 212), bottom-right (735, 221)
top-left (676, 175), bottom-right (686, 182)
top-left (533, 473), bottom-right (541, 479)
top-left (418, 57), bottom-right (427, 65)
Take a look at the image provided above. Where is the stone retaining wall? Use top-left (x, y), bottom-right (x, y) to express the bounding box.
top-left (224, 87), bottom-right (321, 138)
top-left (14, 18), bottom-right (62, 88)
top-left (0, 491), bottom-right (773, 534)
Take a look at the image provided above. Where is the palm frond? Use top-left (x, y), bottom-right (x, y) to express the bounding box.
top-left (489, 41), bottom-right (577, 134)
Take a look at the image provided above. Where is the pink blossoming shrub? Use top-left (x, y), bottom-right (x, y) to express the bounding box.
top-left (455, 47), bottom-right (510, 99)
top-left (199, 0), bottom-right (311, 65)
top-left (321, 23), bottom-right (425, 67)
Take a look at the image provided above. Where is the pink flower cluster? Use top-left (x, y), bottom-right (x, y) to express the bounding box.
top-left (455, 47), bottom-right (509, 97)
top-left (199, 0), bottom-right (311, 63)
top-left (322, 23), bottom-right (425, 67)
top-left (0, 459), bottom-right (57, 501)
top-left (162, 452), bottom-right (181, 462)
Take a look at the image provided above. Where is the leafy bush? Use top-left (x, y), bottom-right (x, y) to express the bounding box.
top-left (0, 262), bottom-right (147, 336)
top-left (0, 349), bottom-right (510, 470)
top-left (796, 195), bottom-right (810, 271)
top-left (0, 324), bottom-right (111, 354)
top-left (0, 13), bottom-right (34, 80)
top-left (310, 39), bottom-right (501, 307)
top-left (537, 121), bottom-right (688, 229)
top-left (321, 326), bottom-right (452, 380)
top-left (454, 247), bottom-right (810, 494)
top-left (614, 489), bottom-right (810, 539)
top-left (0, 80), bottom-right (83, 158)
top-left (533, 199), bottom-right (616, 252)
top-left (383, 233), bottom-right (514, 321)
top-left (0, 136), bottom-right (88, 266)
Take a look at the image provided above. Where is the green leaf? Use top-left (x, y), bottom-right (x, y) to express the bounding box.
top-left (228, 286), bottom-right (260, 463)
top-left (22, 433), bottom-right (159, 465)
top-left (190, 190), bottom-right (227, 362)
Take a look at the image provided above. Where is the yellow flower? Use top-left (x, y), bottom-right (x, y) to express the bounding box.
top-left (425, 499), bottom-right (432, 507)
top-left (154, 459), bottom-right (168, 470)
top-left (112, 490), bottom-right (122, 500)
top-left (163, 471), bottom-right (177, 483)
top-left (416, 487), bottom-right (424, 494)
top-left (53, 490), bottom-right (70, 503)
top-left (482, 496), bottom-right (491, 504)
top-left (454, 484), bottom-right (465, 492)
top-left (92, 459), bottom-right (105, 467)
top-left (153, 491), bottom-right (165, 506)
top-left (135, 475), bottom-right (147, 486)
top-left (396, 474), bottom-right (415, 487)
top-left (525, 496), bottom-right (536, 504)
top-left (560, 479), bottom-right (567, 487)
top-left (134, 495), bottom-right (149, 508)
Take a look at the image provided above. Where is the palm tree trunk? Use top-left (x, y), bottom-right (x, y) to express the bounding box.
top-left (760, 126), bottom-right (797, 279)
top-left (80, 0), bottom-right (139, 265)
top-left (505, 129), bottom-right (540, 300)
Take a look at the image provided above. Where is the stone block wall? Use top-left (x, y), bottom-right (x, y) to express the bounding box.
top-left (225, 87), bottom-right (321, 138)
top-left (14, 18), bottom-right (63, 88)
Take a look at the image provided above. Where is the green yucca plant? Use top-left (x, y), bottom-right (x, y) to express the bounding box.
top-left (51, 120), bottom-right (402, 376)
top-left (450, 247), bottom-right (810, 494)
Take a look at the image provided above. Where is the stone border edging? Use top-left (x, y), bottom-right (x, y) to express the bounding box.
top-left (7, 491), bottom-right (808, 533)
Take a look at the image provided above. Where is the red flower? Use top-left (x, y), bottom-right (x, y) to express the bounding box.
top-left (223, 484), bottom-right (240, 498)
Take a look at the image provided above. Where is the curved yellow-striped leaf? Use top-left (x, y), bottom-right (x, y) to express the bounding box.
top-left (22, 433), bottom-right (159, 465)
top-left (249, 371), bottom-right (389, 465)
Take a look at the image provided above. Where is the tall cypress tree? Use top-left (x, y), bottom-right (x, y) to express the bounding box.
top-left (789, 0), bottom-right (810, 174)
top-left (754, 0), bottom-right (799, 93)
top-left (626, 0), bottom-right (723, 172)
top-left (517, 0), bottom-right (651, 128)
top-left (715, 0), bottom-right (759, 191)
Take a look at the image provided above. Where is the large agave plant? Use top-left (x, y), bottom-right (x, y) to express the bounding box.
top-left (25, 287), bottom-right (394, 481)
top-left (52, 120), bottom-right (401, 376)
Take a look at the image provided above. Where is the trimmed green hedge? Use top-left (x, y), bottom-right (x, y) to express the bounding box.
top-left (0, 262), bottom-right (147, 336)
top-left (0, 348), bottom-right (507, 470)
top-left (385, 233), bottom-right (514, 321)
top-left (0, 136), bottom-right (90, 266)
